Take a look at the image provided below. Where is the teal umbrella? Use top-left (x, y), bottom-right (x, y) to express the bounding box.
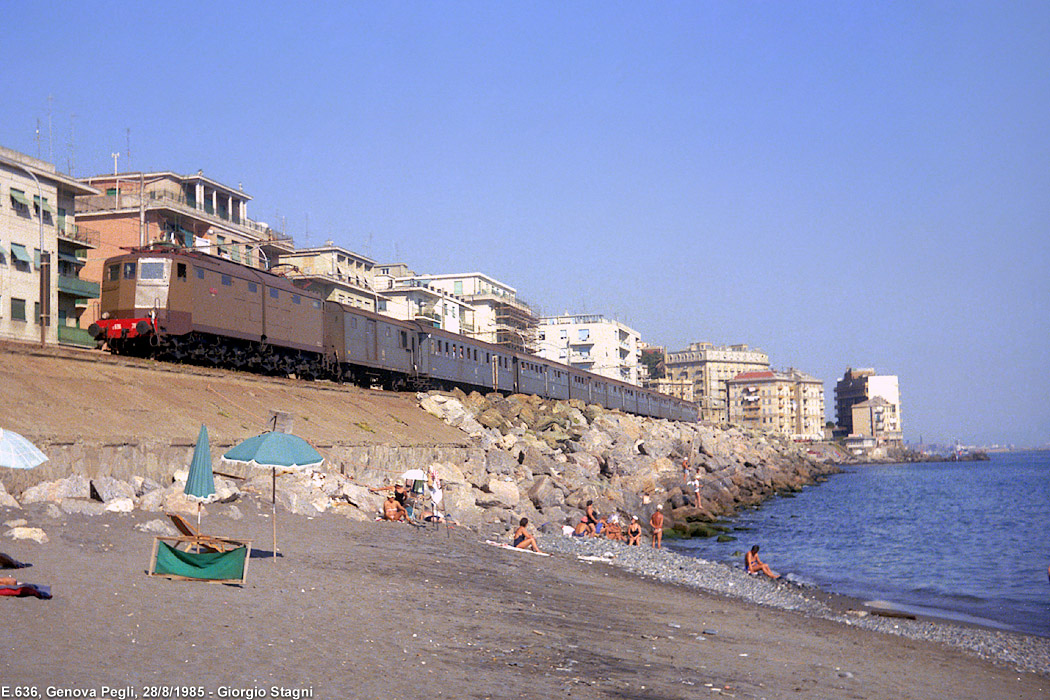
top-left (222, 432), bottom-right (324, 559)
top-left (184, 425), bottom-right (217, 538)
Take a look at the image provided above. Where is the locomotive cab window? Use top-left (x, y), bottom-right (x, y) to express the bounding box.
top-left (122, 262), bottom-right (136, 279)
top-left (140, 262), bottom-right (166, 280)
top-left (106, 265), bottom-right (119, 282)
top-left (177, 263), bottom-right (187, 280)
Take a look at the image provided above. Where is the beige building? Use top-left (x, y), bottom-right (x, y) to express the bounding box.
top-left (277, 243), bottom-right (380, 311)
top-left (665, 342), bottom-right (771, 422)
top-left (834, 367), bottom-right (902, 438)
top-left (1, 147), bottom-right (100, 347)
top-left (75, 169), bottom-right (294, 325)
top-left (727, 369), bottom-right (826, 440)
top-left (536, 314), bottom-right (642, 385)
top-left (850, 396), bottom-right (903, 446)
top-left (376, 269), bottom-right (536, 351)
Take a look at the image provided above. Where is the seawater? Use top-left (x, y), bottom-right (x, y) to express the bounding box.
top-left (668, 451), bottom-right (1050, 638)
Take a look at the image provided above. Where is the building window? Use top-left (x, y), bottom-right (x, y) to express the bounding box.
top-left (11, 298), bottom-right (26, 322)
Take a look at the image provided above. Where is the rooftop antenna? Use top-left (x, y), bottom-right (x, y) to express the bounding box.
top-left (35, 118), bottom-right (42, 158)
top-left (67, 113), bottom-right (77, 176)
top-left (47, 94), bottom-right (54, 163)
top-left (125, 127), bottom-right (131, 171)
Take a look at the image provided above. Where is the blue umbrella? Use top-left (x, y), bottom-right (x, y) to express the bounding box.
top-left (0, 429), bottom-right (48, 470)
top-left (222, 432), bottom-right (324, 559)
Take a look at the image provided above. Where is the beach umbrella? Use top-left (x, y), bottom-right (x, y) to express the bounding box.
top-left (400, 468), bottom-right (426, 482)
top-left (184, 425), bottom-right (217, 537)
top-left (221, 432), bottom-right (324, 559)
top-left (0, 429), bottom-right (48, 470)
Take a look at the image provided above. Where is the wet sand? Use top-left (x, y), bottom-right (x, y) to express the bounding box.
top-left (2, 500), bottom-right (1047, 700)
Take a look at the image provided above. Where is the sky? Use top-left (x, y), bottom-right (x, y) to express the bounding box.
top-left (3, 1), bottom-right (1048, 447)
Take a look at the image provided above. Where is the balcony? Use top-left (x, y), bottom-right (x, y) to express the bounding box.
top-left (57, 222), bottom-right (100, 248)
top-left (57, 275), bottom-right (100, 299)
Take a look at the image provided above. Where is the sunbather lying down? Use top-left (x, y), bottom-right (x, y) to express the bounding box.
top-left (0, 576), bottom-right (51, 599)
top-left (0, 552), bottom-right (29, 569)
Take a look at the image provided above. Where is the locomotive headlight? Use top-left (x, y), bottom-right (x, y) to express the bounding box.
top-left (102, 312), bottom-right (110, 319)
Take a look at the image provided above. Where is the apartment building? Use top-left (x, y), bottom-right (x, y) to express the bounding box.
top-left (665, 342), bottom-right (771, 422)
top-left (536, 314), bottom-right (642, 386)
top-left (850, 396), bottom-right (903, 446)
top-left (834, 367), bottom-right (902, 437)
top-left (277, 242), bottom-right (380, 311)
top-left (727, 368), bottom-right (826, 441)
top-left (376, 270), bottom-right (536, 351)
top-left (1, 147), bottom-right (100, 347)
top-left (75, 170), bottom-right (294, 324)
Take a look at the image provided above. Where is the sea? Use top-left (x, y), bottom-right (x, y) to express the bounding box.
top-left (667, 450), bottom-right (1050, 638)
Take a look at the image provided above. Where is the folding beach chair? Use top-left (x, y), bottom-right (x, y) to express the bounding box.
top-left (147, 536), bottom-right (252, 584)
top-left (165, 512), bottom-right (246, 553)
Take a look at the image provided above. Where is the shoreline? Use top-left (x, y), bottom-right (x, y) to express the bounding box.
top-left (539, 533), bottom-right (1050, 677)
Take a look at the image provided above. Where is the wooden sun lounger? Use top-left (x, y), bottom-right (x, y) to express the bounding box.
top-left (165, 513), bottom-right (246, 553)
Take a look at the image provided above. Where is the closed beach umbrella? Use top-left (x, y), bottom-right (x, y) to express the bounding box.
top-left (184, 425), bottom-right (217, 535)
top-left (221, 432), bottom-right (324, 559)
top-left (0, 429), bottom-right (48, 470)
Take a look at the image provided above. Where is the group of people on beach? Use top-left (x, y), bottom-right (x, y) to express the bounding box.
top-left (568, 500), bottom-right (667, 548)
top-left (372, 466), bottom-right (447, 524)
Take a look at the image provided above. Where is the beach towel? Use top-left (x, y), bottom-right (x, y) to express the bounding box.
top-left (0, 583), bottom-right (51, 599)
top-left (485, 540), bottom-right (551, 557)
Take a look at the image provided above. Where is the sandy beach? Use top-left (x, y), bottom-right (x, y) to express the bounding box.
top-left (2, 498), bottom-right (1047, 700)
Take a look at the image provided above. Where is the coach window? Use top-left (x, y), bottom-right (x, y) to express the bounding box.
top-left (312, 300), bottom-right (321, 309)
top-left (270, 288), bottom-right (279, 299)
top-left (106, 265), bottom-right (119, 282)
top-left (292, 294), bottom-right (301, 304)
top-left (221, 274), bottom-right (233, 286)
top-left (486, 352), bottom-right (490, 363)
top-left (196, 267), bottom-right (205, 280)
top-left (122, 262), bottom-right (136, 279)
top-left (400, 331), bottom-right (408, 348)
top-left (177, 263), bottom-right (187, 280)
top-left (247, 281), bottom-right (257, 293)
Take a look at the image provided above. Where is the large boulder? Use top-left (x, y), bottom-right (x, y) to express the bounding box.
top-left (59, 499), bottom-right (107, 516)
top-left (479, 478), bottom-right (520, 508)
top-left (0, 481), bottom-right (20, 509)
top-left (20, 474), bottom-right (91, 503)
top-left (4, 526), bottom-right (48, 544)
top-left (566, 452), bottom-right (600, 477)
top-left (527, 475), bottom-right (565, 509)
top-left (485, 449), bottom-right (518, 477)
top-left (90, 476), bottom-right (136, 503)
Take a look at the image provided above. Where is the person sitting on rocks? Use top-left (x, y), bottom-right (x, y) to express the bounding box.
top-left (513, 517), bottom-right (543, 553)
top-left (603, 514), bottom-right (623, 542)
top-left (573, 521), bottom-right (589, 537)
top-left (382, 493), bottom-right (407, 522)
top-left (627, 515), bottom-right (641, 545)
top-left (745, 545), bottom-right (780, 579)
top-left (649, 505), bottom-right (664, 549)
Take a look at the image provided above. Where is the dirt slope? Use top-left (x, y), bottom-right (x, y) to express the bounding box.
top-left (1, 341), bottom-right (468, 448)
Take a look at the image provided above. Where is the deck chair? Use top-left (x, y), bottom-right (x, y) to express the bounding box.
top-left (148, 536), bottom-right (251, 584)
top-left (165, 513), bottom-right (246, 553)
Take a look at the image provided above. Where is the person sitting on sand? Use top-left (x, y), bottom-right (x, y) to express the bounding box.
top-left (604, 515), bottom-right (623, 542)
top-left (513, 518), bottom-right (542, 553)
top-left (745, 545), bottom-right (780, 579)
top-left (649, 505), bottom-right (664, 549)
top-left (627, 516), bottom-right (641, 545)
top-left (581, 500), bottom-right (599, 537)
top-left (382, 493), bottom-right (407, 522)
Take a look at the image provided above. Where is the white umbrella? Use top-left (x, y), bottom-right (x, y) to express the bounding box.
top-left (0, 429), bottom-right (48, 470)
top-left (400, 468), bottom-right (426, 482)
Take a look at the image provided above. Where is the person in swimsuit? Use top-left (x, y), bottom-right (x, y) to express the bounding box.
top-left (627, 515), bottom-right (641, 545)
top-left (382, 493), bottom-right (407, 522)
top-left (513, 517), bottom-right (542, 553)
top-left (649, 505), bottom-right (664, 548)
top-left (581, 500), bottom-right (599, 537)
top-left (745, 545), bottom-right (780, 579)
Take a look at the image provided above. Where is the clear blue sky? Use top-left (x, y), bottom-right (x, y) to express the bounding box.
top-left (3, 2), bottom-right (1048, 446)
